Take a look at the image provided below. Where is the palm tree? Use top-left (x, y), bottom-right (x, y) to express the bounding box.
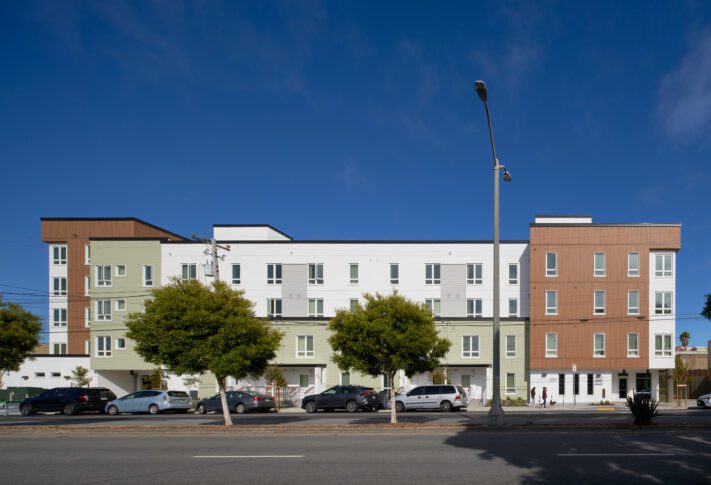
top-left (680, 331), bottom-right (690, 349)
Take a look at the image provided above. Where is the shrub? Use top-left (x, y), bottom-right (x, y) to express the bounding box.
top-left (625, 391), bottom-right (659, 425)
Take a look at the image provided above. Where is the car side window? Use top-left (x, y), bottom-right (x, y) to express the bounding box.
top-left (408, 387), bottom-right (424, 396)
top-left (40, 389), bottom-right (56, 399)
top-left (55, 389), bottom-right (67, 398)
top-left (123, 393), bottom-right (137, 400)
top-left (322, 388), bottom-right (337, 396)
top-left (423, 386), bottom-right (438, 395)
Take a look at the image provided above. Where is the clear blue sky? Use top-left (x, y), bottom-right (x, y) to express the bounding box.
top-left (1, 1), bottom-right (710, 346)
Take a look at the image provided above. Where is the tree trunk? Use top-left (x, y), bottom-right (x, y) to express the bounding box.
top-left (217, 376), bottom-right (234, 426)
top-left (390, 372), bottom-right (397, 424)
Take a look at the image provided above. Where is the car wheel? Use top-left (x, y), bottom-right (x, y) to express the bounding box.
top-left (20, 404), bottom-right (33, 416)
top-left (107, 405), bottom-right (120, 416)
top-left (395, 401), bottom-right (405, 413)
top-left (346, 400), bottom-right (358, 413)
top-left (305, 401), bottom-right (317, 413)
top-left (148, 404), bottom-right (160, 415)
top-left (440, 400), bottom-right (453, 412)
top-left (235, 403), bottom-right (247, 414)
top-left (62, 403), bottom-right (76, 416)
top-left (196, 404), bottom-right (207, 415)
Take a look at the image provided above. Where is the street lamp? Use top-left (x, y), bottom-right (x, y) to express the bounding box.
top-left (474, 80), bottom-right (511, 426)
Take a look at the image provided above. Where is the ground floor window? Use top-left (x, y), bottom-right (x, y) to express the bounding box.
top-left (299, 375), bottom-right (309, 388)
top-left (636, 373), bottom-right (651, 394)
top-left (505, 373), bottom-right (515, 394)
top-left (341, 372), bottom-right (350, 386)
top-left (558, 374), bottom-right (565, 395)
top-left (587, 374), bottom-right (594, 395)
top-left (573, 374), bottom-right (579, 395)
top-left (461, 374), bottom-right (470, 387)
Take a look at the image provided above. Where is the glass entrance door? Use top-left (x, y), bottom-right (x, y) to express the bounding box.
top-left (619, 377), bottom-right (627, 398)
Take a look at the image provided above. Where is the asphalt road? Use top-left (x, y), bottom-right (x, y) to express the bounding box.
top-left (0, 428), bottom-right (709, 484)
top-left (1, 407), bottom-right (710, 427)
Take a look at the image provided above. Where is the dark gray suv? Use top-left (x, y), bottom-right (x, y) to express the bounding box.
top-left (301, 385), bottom-right (381, 413)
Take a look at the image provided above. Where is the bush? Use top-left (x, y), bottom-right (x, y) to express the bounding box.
top-left (625, 392), bottom-right (659, 425)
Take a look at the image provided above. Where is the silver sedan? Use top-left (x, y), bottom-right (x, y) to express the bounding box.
top-left (105, 390), bottom-right (192, 415)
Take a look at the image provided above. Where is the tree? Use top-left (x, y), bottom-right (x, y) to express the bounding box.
top-left (145, 368), bottom-right (167, 390)
top-left (71, 366), bottom-right (92, 387)
top-left (0, 298), bottom-right (41, 390)
top-left (328, 293), bottom-right (451, 424)
top-left (679, 331), bottom-right (690, 349)
top-left (702, 294), bottom-right (711, 320)
top-left (263, 366), bottom-right (287, 411)
top-left (125, 280), bottom-right (283, 425)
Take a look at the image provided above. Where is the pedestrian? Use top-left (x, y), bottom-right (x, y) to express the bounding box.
top-left (542, 387), bottom-right (548, 408)
top-left (530, 387), bottom-right (536, 407)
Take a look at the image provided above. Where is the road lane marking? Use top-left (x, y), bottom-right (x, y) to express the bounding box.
top-left (558, 453), bottom-right (675, 457)
top-left (193, 455), bottom-right (303, 459)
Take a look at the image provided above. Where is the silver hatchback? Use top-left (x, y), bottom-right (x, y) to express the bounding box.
top-left (105, 390), bottom-right (192, 415)
top-left (395, 385), bottom-right (468, 412)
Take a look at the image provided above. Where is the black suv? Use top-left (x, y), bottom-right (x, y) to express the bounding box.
top-left (301, 385), bottom-right (381, 413)
top-left (20, 387), bottom-right (117, 416)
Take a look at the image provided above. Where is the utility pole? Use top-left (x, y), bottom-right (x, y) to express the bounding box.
top-left (192, 233), bottom-right (231, 282)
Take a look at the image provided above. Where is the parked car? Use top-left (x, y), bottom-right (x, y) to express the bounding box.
top-left (394, 385), bottom-right (468, 412)
top-left (301, 385), bottom-right (381, 413)
top-left (697, 393), bottom-right (711, 408)
top-left (20, 387), bottom-right (116, 416)
top-left (105, 390), bottom-right (192, 415)
top-left (194, 390), bottom-right (276, 414)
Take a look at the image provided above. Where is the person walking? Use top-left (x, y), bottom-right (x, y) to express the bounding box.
top-left (542, 387), bottom-right (548, 408)
top-left (530, 387), bottom-right (536, 407)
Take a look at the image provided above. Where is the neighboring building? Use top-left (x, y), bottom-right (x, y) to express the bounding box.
top-left (529, 215), bottom-right (681, 402)
top-left (2, 355), bottom-right (92, 390)
top-left (676, 345), bottom-right (708, 371)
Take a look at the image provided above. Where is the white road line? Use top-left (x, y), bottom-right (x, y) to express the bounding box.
top-left (193, 455), bottom-right (304, 459)
top-left (558, 453), bottom-right (675, 457)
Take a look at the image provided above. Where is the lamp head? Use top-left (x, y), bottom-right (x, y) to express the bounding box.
top-left (474, 80), bottom-right (488, 102)
top-left (502, 169), bottom-right (512, 182)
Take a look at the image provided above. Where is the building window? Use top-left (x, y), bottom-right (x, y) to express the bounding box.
top-left (51, 372), bottom-right (61, 377)
top-left (231, 264), bottom-right (241, 285)
top-left (506, 335), bottom-right (516, 358)
top-left (508, 299), bottom-right (518, 317)
top-left (143, 265), bottom-right (153, 287)
top-left (267, 299), bottom-right (282, 318)
top-left (655, 291), bottom-right (672, 315)
top-left (627, 291), bottom-right (640, 315)
top-left (116, 338), bottom-right (126, 350)
top-left (349, 264), bottom-right (359, 284)
top-left (96, 265), bottom-right (111, 287)
top-left (85, 340), bottom-right (90, 354)
top-left (96, 336), bottom-right (112, 357)
top-left (299, 375), bottom-right (309, 388)
top-left (574, 374), bottom-right (580, 395)
top-left (545, 291), bottom-right (558, 315)
top-left (627, 333), bottom-right (639, 357)
top-left (467, 263), bottom-right (483, 285)
top-left (267, 263), bottom-right (282, 284)
top-left (546, 333), bottom-right (557, 357)
top-left (341, 372), bottom-right (351, 386)
top-left (115, 265), bottom-right (126, 277)
top-left (85, 244), bottom-right (90, 265)
top-left (462, 336), bottom-right (480, 358)
top-left (85, 276), bottom-right (91, 296)
top-left (52, 308), bottom-right (67, 327)
top-left (461, 374), bottom-right (471, 388)
top-left (506, 373), bottom-right (515, 394)
top-left (594, 333), bottom-right (606, 357)
top-left (467, 299), bottom-right (483, 318)
top-left (308, 263), bottom-right (324, 285)
top-left (425, 299), bottom-right (441, 317)
top-left (115, 299), bottom-right (126, 311)
top-left (85, 307), bottom-right (90, 328)
top-left (52, 277), bottom-right (67, 296)
top-left (181, 263), bottom-right (197, 280)
top-left (96, 300), bottom-right (111, 321)
top-left (35, 372), bottom-right (45, 377)
top-left (425, 263), bottom-right (441, 285)
top-left (587, 374), bottom-right (594, 395)
top-left (655, 254), bottom-right (673, 277)
top-left (594, 290), bottom-right (606, 315)
top-left (558, 374), bottom-right (565, 395)
top-left (389, 264), bottom-right (399, 284)
top-left (349, 299), bottom-right (359, 311)
top-left (655, 334), bottom-right (673, 357)
top-left (546, 253), bottom-right (557, 277)
top-left (297, 336), bottom-right (314, 358)
top-left (382, 374), bottom-right (391, 390)
top-left (308, 299), bottom-right (324, 317)
top-left (594, 253), bottom-right (606, 276)
top-left (628, 252), bottom-right (640, 277)
top-left (508, 264), bottom-right (519, 284)
top-left (52, 245), bottom-right (67, 265)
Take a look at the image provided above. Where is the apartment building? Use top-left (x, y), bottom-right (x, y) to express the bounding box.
top-left (528, 216), bottom-right (681, 403)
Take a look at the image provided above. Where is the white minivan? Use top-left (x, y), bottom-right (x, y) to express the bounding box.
top-left (395, 385), bottom-right (468, 412)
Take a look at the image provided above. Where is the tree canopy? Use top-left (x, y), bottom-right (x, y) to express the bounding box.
top-left (0, 297), bottom-right (41, 389)
top-left (328, 293), bottom-right (450, 423)
top-left (125, 279), bottom-right (282, 425)
top-left (702, 294), bottom-right (711, 321)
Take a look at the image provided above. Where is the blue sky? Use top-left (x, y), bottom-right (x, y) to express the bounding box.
top-left (1, 1), bottom-right (710, 346)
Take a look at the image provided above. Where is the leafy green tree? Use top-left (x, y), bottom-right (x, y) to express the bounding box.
top-left (0, 298), bottom-right (41, 390)
top-left (71, 366), bottom-right (92, 387)
top-left (328, 293), bottom-right (451, 424)
top-left (264, 366), bottom-right (287, 411)
top-left (679, 331), bottom-right (690, 348)
top-left (702, 294), bottom-right (711, 320)
top-left (145, 368), bottom-right (167, 390)
top-left (126, 280), bottom-right (283, 425)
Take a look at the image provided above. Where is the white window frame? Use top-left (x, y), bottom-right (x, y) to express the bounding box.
top-left (425, 263), bottom-right (441, 285)
top-left (594, 252), bottom-right (606, 277)
top-left (508, 263), bottom-right (519, 285)
top-left (52, 277), bottom-right (67, 296)
top-left (52, 308), bottom-right (67, 327)
top-left (143, 265), bottom-right (153, 287)
top-left (96, 336), bottom-right (112, 357)
top-left (51, 245), bottom-right (67, 265)
top-left (53, 344), bottom-right (67, 355)
top-left (296, 335), bottom-right (314, 358)
top-left (116, 338), bottom-right (126, 350)
top-left (85, 276), bottom-right (91, 296)
top-left (85, 340), bottom-right (91, 354)
top-left (594, 290), bottom-right (606, 315)
top-left (467, 263), bottom-right (483, 285)
top-left (267, 298), bottom-right (282, 318)
top-left (85, 244), bottom-right (90, 265)
top-left (466, 299), bottom-right (483, 318)
top-left (349, 263), bottom-right (359, 284)
top-left (627, 290), bottom-right (640, 315)
top-left (266, 263), bottom-right (282, 285)
top-left (95, 265), bottom-right (112, 287)
top-left (505, 372), bottom-right (516, 395)
top-left (389, 263), bottom-right (399, 284)
top-left (545, 290), bottom-right (558, 315)
top-left (594, 332), bottom-right (606, 357)
top-left (545, 332), bottom-right (557, 357)
top-left (181, 263), bottom-right (197, 281)
top-left (627, 332), bottom-right (639, 357)
top-left (85, 306), bottom-right (91, 328)
top-left (506, 335), bottom-right (516, 358)
top-left (655, 254), bottom-right (673, 277)
top-left (462, 335), bottom-right (480, 358)
top-left (96, 300), bottom-right (112, 321)
top-left (115, 265), bottom-right (126, 277)
top-left (115, 299), bottom-right (126, 311)
top-left (308, 299), bottom-right (324, 317)
top-left (508, 298), bottom-right (518, 317)
top-left (308, 263), bottom-right (324, 285)
top-left (425, 299), bottom-right (441, 317)
top-left (655, 334), bottom-right (673, 357)
top-left (349, 299), bottom-right (359, 311)
top-left (545, 252), bottom-right (557, 277)
top-left (655, 291), bottom-right (673, 315)
top-left (231, 264), bottom-right (241, 285)
top-left (628, 252), bottom-right (640, 277)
